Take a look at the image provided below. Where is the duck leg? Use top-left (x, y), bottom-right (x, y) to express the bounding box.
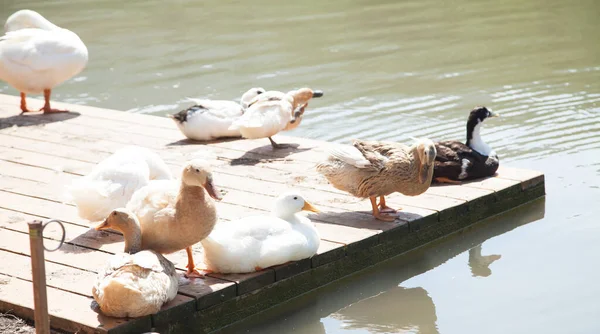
top-left (369, 197), bottom-right (396, 222)
top-left (38, 89), bottom-right (68, 114)
top-left (378, 196), bottom-right (401, 214)
top-left (435, 177), bottom-right (461, 185)
top-left (184, 246), bottom-right (206, 279)
top-left (268, 136), bottom-right (291, 149)
top-left (19, 92), bottom-right (33, 114)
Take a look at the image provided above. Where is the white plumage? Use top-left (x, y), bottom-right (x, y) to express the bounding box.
top-left (0, 10), bottom-right (88, 112)
top-left (201, 192), bottom-right (320, 274)
top-left (170, 87), bottom-right (265, 141)
top-left (68, 146), bottom-right (173, 222)
top-left (229, 90), bottom-right (293, 139)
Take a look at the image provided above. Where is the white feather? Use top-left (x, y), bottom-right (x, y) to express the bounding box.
top-left (0, 10), bottom-right (88, 94)
top-left (67, 146), bottom-right (173, 222)
top-left (327, 145), bottom-right (372, 168)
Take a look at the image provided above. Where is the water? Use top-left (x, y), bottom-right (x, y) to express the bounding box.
top-left (1, 0), bottom-right (599, 333)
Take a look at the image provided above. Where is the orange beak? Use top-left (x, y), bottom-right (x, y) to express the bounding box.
top-left (204, 177), bottom-right (223, 201)
top-left (302, 201), bottom-right (320, 213)
top-left (94, 219), bottom-right (109, 231)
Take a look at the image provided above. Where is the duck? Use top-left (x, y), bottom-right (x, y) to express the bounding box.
top-left (92, 209), bottom-right (178, 318)
top-left (168, 87), bottom-right (266, 141)
top-left (229, 88), bottom-right (324, 149)
top-left (282, 89), bottom-right (318, 131)
top-left (201, 192), bottom-right (320, 274)
top-left (316, 138), bottom-right (437, 222)
top-left (67, 146), bottom-right (173, 222)
top-left (125, 159), bottom-right (222, 278)
top-left (433, 106), bottom-right (500, 184)
top-left (0, 9), bottom-right (88, 114)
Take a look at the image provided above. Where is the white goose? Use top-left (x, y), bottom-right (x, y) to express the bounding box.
top-left (0, 9), bottom-right (88, 113)
top-left (68, 146), bottom-right (173, 222)
top-left (229, 88), bottom-right (323, 148)
top-left (169, 87), bottom-right (265, 141)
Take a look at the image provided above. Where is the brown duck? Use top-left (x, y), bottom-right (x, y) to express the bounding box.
top-left (317, 138), bottom-right (437, 221)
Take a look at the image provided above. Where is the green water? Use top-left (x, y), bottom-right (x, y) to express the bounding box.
top-left (1, 0), bottom-right (599, 333)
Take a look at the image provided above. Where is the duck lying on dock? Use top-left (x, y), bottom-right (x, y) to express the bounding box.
top-left (317, 138), bottom-right (437, 221)
top-left (68, 146), bottom-right (173, 222)
top-left (0, 10), bottom-right (88, 114)
top-left (433, 106), bottom-right (500, 184)
top-left (229, 88), bottom-right (324, 149)
top-left (92, 209), bottom-right (178, 318)
top-left (125, 159), bottom-right (222, 278)
top-left (201, 192), bottom-right (320, 274)
top-left (169, 87), bottom-right (265, 141)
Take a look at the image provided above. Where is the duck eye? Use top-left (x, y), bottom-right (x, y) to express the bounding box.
top-left (293, 196), bottom-right (298, 200)
top-left (195, 168), bottom-right (200, 173)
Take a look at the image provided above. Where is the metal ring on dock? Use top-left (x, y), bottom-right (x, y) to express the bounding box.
top-left (42, 219), bottom-right (66, 252)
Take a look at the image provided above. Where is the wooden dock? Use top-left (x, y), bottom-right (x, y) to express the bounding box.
top-left (0, 93), bottom-right (545, 334)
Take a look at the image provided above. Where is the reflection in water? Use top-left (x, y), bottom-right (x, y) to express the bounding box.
top-left (333, 287), bottom-right (439, 334)
top-left (468, 244), bottom-right (502, 278)
top-left (224, 198), bottom-right (545, 334)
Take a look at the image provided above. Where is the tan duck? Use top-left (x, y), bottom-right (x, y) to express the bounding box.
top-left (92, 209), bottom-right (178, 318)
top-left (316, 138), bottom-right (437, 221)
top-left (124, 159), bottom-right (222, 278)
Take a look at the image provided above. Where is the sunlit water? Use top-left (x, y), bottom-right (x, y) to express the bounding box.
top-left (1, 0), bottom-right (599, 333)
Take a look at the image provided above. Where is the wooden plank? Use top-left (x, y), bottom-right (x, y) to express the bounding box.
top-left (0, 273), bottom-right (152, 334)
top-left (0, 249), bottom-right (95, 297)
top-left (0, 190), bottom-right (83, 225)
top-left (495, 166), bottom-right (545, 190)
top-left (208, 269), bottom-right (276, 296)
top-left (0, 208), bottom-right (124, 254)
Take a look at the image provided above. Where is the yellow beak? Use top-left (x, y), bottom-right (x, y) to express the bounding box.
top-left (302, 201), bottom-right (320, 213)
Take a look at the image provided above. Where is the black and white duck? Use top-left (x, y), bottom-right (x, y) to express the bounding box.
top-left (433, 106), bottom-right (499, 184)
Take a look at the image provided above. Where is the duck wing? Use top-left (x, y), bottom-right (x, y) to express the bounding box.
top-left (352, 140), bottom-right (409, 170)
top-left (0, 28), bottom-right (85, 72)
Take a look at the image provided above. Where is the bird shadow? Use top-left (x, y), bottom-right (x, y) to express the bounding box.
top-left (0, 111), bottom-right (81, 130)
top-left (59, 228), bottom-right (123, 254)
top-left (229, 144), bottom-right (311, 166)
top-left (313, 209), bottom-right (419, 232)
top-left (165, 137), bottom-right (241, 147)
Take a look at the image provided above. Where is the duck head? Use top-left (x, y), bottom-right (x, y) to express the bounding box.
top-left (181, 159), bottom-right (223, 201)
top-left (467, 106), bottom-right (499, 126)
top-left (240, 87), bottom-right (266, 109)
top-left (271, 192), bottom-right (320, 218)
top-left (287, 88), bottom-right (324, 123)
top-left (4, 10), bottom-right (58, 32)
top-left (95, 208), bottom-right (142, 253)
top-left (94, 208), bottom-right (137, 232)
top-left (413, 138), bottom-right (437, 184)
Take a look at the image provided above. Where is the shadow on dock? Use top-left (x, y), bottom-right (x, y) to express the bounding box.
top-left (0, 111), bottom-right (80, 130)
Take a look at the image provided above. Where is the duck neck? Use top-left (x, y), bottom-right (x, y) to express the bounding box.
top-left (121, 219), bottom-right (143, 254)
top-left (466, 121), bottom-right (495, 156)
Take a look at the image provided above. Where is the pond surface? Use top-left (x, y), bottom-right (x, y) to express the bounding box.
top-left (1, 0), bottom-right (599, 333)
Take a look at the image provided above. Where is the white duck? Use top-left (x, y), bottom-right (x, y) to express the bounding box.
top-left (169, 87), bottom-right (266, 141)
top-left (0, 10), bottom-right (88, 113)
top-left (68, 146), bottom-right (173, 222)
top-left (92, 209), bottom-right (178, 318)
top-left (201, 192), bottom-right (320, 274)
top-left (229, 88), bottom-right (323, 148)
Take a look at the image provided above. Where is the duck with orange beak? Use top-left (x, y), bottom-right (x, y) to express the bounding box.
top-left (200, 192), bottom-right (321, 274)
